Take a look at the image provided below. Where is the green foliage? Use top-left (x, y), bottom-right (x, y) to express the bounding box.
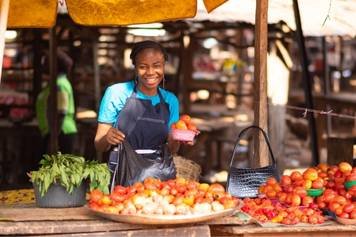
top-left (31, 153), bottom-right (110, 196)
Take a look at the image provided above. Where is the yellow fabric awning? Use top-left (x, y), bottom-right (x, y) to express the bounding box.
top-left (7, 0), bottom-right (228, 28)
top-left (8, 0), bottom-right (57, 28)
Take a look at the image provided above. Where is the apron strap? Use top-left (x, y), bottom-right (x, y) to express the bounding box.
top-left (110, 142), bottom-right (123, 193)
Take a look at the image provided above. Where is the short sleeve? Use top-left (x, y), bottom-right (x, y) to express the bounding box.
top-left (98, 81), bottom-right (135, 125)
top-left (168, 95), bottom-right (179, 128)
top-left (160, 90), bottom-right (179, 128)
top-left (98, 86), bottom-right (117, 124)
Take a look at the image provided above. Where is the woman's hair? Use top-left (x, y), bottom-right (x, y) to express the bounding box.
top-left (130, 40), bottom-right (168, 65)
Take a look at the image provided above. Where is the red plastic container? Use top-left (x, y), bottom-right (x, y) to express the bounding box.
top-left (172, 129), bottom-right (196, 142)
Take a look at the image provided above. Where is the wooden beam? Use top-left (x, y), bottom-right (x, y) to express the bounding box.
top-left (321, 36), bottom-right (332, 135)
top-left (93, 40), bottom-right (100, 110)
top-left (253, 0), bottom-right (269, 167)
top-left (292, 0), bottom-right (319, 165)
top-left (48, 27), bottom-right (58, 153)
top-left (0, 0), bottom-right (10, 83)
top-left (32, 30), bottom-right (42, 107)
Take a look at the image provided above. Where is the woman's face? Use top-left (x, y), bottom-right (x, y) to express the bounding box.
top-left (135, 48), bottom-right (165, 96)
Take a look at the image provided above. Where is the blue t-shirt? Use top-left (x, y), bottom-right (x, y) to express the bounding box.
top-left (98, 80), bottom-right (179, 128)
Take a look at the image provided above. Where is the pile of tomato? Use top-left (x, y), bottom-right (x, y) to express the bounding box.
top-left (242, 162), bottom-right (356, 224)
top-left (88, 177), bottom-right (239, 215)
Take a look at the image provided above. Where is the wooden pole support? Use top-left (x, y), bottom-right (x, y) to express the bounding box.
top-left (0, 0), bottom-right (10, 83)
top-left (253, 0), bottom-right (269, 167)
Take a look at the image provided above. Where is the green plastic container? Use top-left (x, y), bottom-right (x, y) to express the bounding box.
top-left (307, 188), bottom-right (324, 197)
top-left (345, 180), bottom-right (356, 190)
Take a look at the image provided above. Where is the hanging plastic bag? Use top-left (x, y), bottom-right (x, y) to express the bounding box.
top-left (108, 140), bottom-right (176, 190)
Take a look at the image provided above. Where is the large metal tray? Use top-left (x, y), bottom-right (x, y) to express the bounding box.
top-left (89, 207), bottom-right (236, 225)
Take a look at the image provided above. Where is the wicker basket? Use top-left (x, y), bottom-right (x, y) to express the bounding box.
top-left (173, 156), bottom-right (201, 181)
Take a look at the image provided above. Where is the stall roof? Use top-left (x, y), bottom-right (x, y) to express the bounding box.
top-left (9, 0), bottom-right (356, 36)
top-left (7, 0), bottom-right (227, 28)
top-left (193, 0), bottom-right (356, 36)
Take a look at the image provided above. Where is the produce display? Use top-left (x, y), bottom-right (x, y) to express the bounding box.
top-left (171, 115), bottom-right (199, 142)
top-left (241, 198), bottom-right (325, 225)
top-left (88, 177), bottom-right (239, 216)
top-left (242, 162), bottom-right (356, 225)
top-left (87, 162), bottom-right (355, 226)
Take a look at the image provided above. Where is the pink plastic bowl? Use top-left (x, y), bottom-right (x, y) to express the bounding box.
top-left (172, 129), bottom-right (196, 142)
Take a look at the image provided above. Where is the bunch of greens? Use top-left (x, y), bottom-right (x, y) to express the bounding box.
top-left (31, 153), bottom-right (110, 196)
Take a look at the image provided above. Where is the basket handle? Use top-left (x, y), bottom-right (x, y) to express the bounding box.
top-left (227, 125), bottom-right (277, 173)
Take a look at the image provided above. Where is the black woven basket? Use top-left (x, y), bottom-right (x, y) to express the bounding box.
top-left (226, 125), bottom-right (279, 198)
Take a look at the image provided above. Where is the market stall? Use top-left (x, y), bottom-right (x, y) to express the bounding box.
top-left (1, 1), bottom-right (356, 236)
top-left (1, 156), bottom-right (355, 236)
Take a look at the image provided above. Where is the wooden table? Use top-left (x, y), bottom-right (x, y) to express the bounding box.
top-left (0, 205), bottom-right (212, 236)
top-left (211, 223), bottom-right (356, 237)
top-left (1, 205), bottom-right (355, 237)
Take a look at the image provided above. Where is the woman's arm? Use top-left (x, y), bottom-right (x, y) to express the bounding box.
top-left (94, 123), bottom-right (126, 152)
top-left (167, 134), bottom-right (180, 155)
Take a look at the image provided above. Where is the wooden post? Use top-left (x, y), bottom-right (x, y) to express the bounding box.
top-left (293, 0), bottom-right (319, 165)
top-left (253, 0), bottom-right (269, 167)
top-left (0, 0), bottom-right (10, 83)
top-left (236, 29), bottom-right (244, 106)
top-left (32, 30), bottom-right (42, 106)
top-left (48, 27), bottom-right (58, 153)
top-left (322, 36), bottom-right (332, 135)
top-left (93, 40), bottom-right (100, 110)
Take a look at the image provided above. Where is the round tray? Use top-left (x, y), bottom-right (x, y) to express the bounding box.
top-left (336, 216), bottom-right (356, 225)
top-left (89, 207), bottom-right (236, 225)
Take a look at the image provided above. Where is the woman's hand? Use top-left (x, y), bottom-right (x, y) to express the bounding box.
top-left (95, 123), bottom-right (125, 152)
top-left (106, 127), bottom-right (126, 145)
top-left (167, 132), bottom-right (196, 155)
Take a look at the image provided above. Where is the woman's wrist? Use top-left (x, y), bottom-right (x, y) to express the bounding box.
top-left (95, 135), bottom-right (111, 152)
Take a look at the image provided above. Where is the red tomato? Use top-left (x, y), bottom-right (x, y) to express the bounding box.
top-left (343, 203), bottom-right (354, 213)
top-left (350, 210), bottom-right (356, 219)
top-left (90, 189), bottom-right (104, 203)
top-left (180, 114), bottom-right (191, 124)
top-left (110, 193), bottom-right (126, 203)
top-left (113, 185), bottom-right (127, 195)
top-left (208, 183), bottom-right (225, 194)
top-left (339, 212), bottom-right (350, 219)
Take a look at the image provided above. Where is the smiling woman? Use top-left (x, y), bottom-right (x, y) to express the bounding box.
top-left (94, 41), bottom-right (184, 187)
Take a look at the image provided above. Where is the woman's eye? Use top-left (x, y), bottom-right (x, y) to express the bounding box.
top-left (153, 64), bottom-right (163, 69)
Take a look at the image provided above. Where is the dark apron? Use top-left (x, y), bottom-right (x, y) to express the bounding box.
top-left (108, 86), bottom-right (176, 188)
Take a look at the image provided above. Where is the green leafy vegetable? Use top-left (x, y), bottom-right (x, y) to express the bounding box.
top-left (31, 153), bottom-right (110, 196)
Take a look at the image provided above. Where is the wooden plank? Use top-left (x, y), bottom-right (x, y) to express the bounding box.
top-left (33, 225), bottom-right (211, 237)
top-left (48, 27), bottom-right (59, 153)
top-left (205, 216), bottom-right (252, 225)
top-left (0, 206), bottom-right (95, 221)
top-left (0, 205), bottom-right (248, 224)
top-left (244, 232), bottom-right (356, 237)
top-left (0, 0), bottom-right (10, 83)
top-left (253, 0), bottom-right (269, 167)
top-left (210, 223), bottom-right (356, 235)
top-left (0, 220), bottom-right (146, 235)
